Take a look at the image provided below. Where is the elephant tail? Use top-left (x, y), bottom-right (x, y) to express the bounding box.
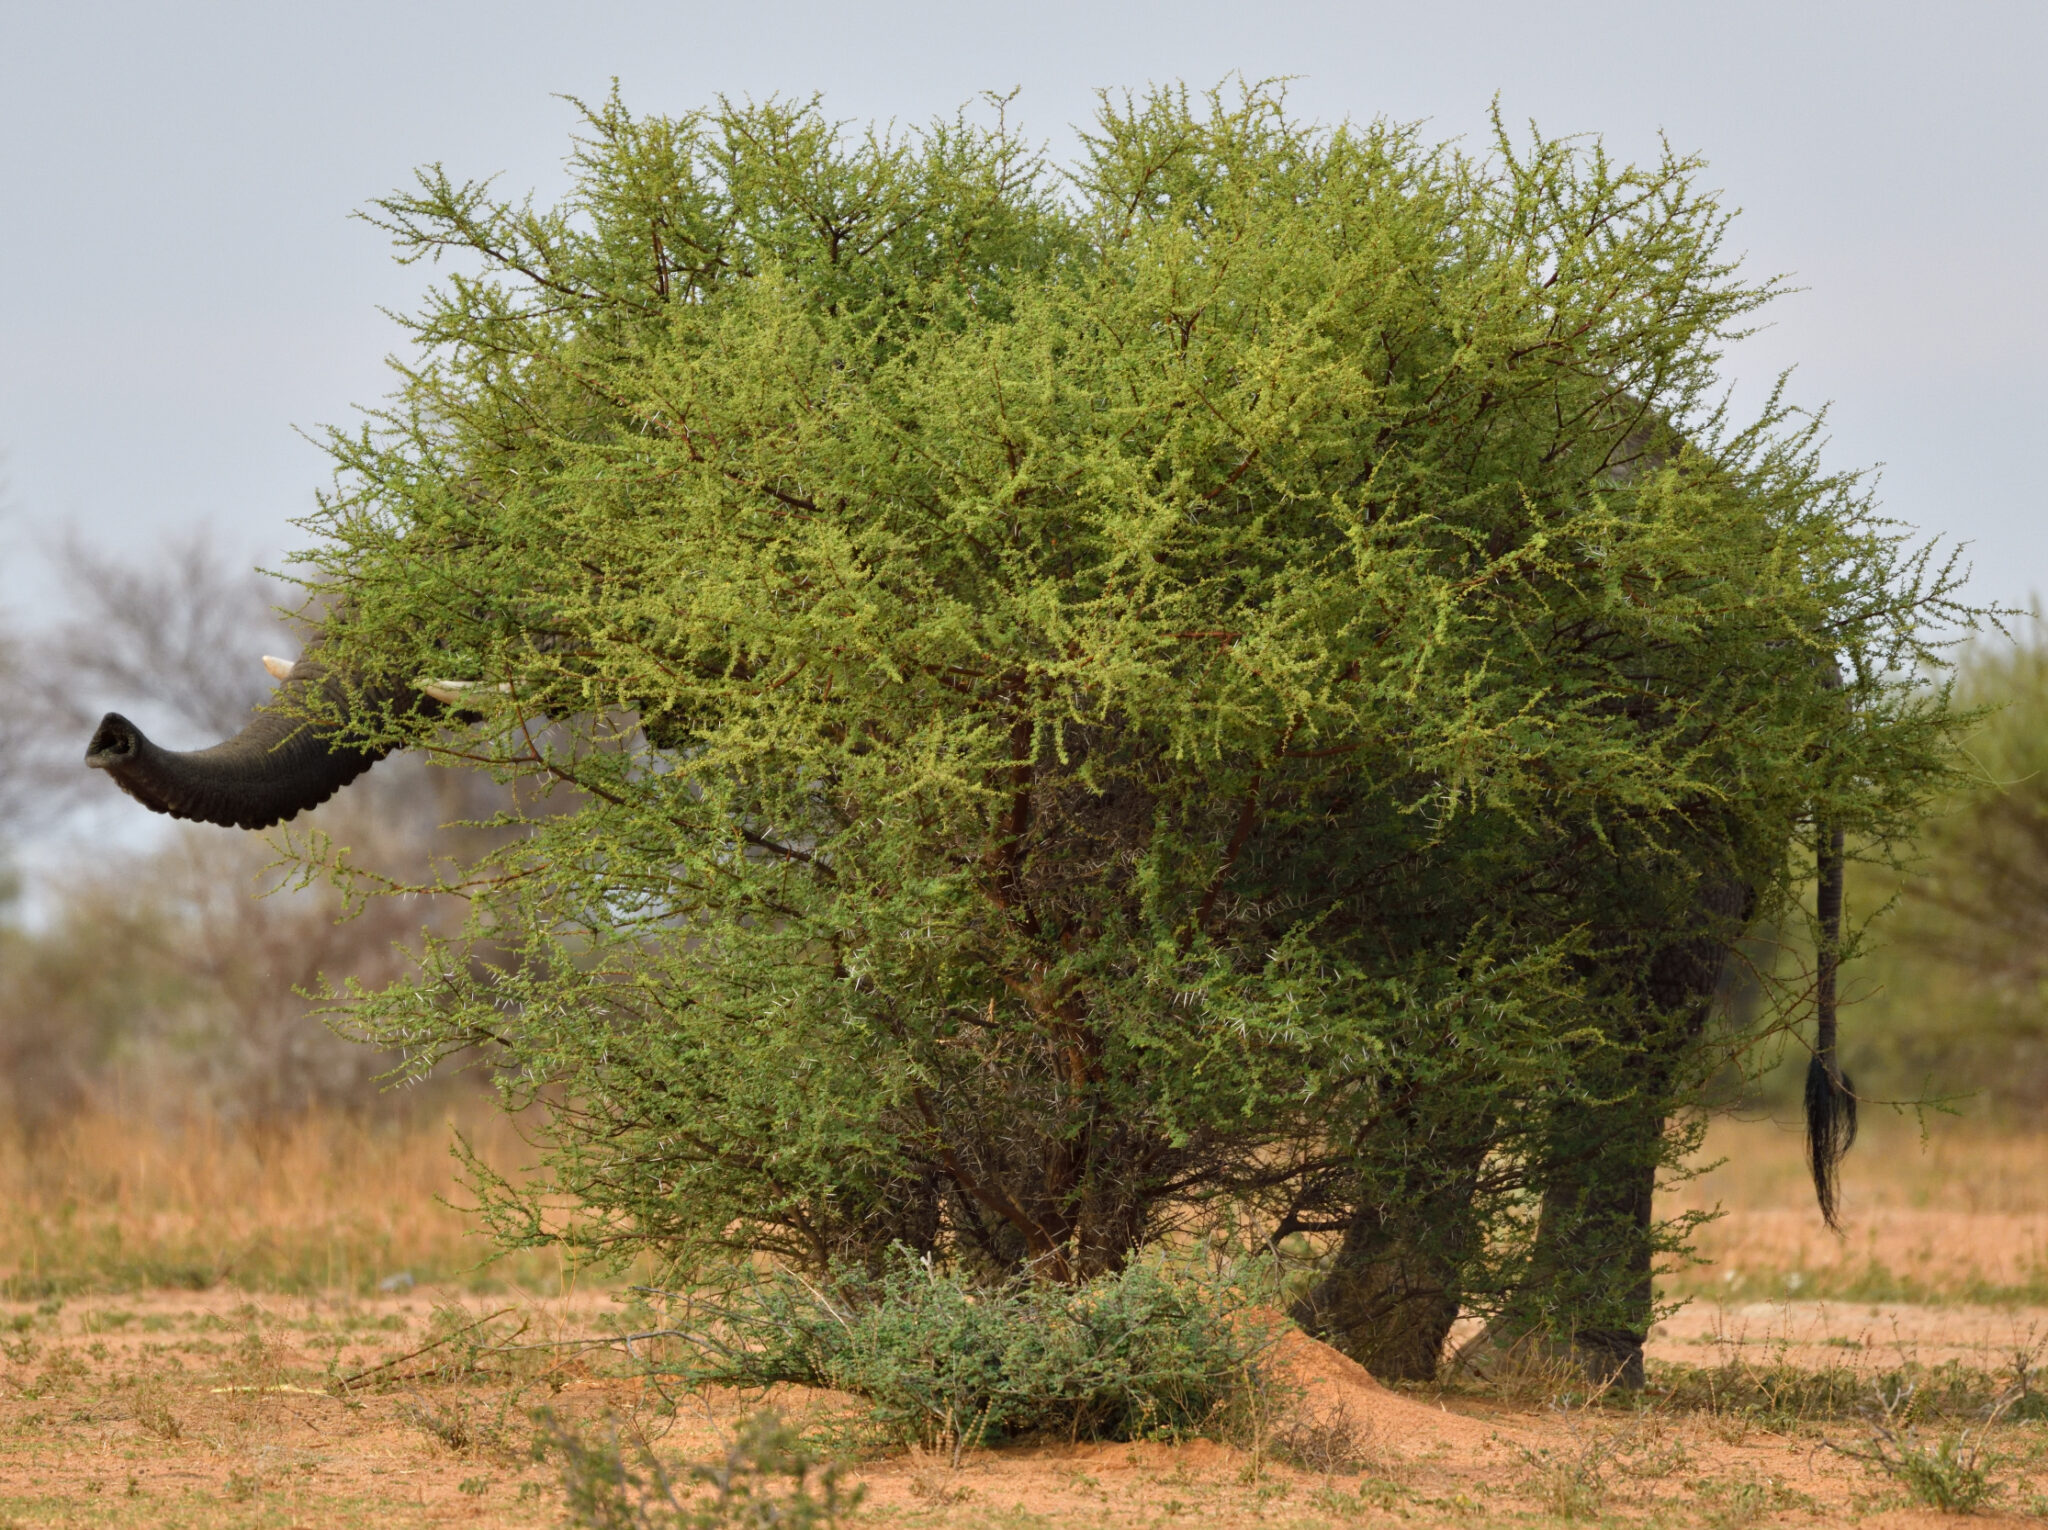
top-left (1805, 819), bottom-right (1856, 1230)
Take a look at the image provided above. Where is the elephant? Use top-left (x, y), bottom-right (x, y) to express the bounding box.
top-left (84, 608), bottom-right (1855, 1386)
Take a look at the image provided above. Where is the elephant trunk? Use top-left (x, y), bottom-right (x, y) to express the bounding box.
top-left (84, 641), bottom-right (433, 830)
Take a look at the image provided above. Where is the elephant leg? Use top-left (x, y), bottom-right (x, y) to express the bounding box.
top-left (1291, 1135), bottom-right (1487, 1382)
top-left (1495, 879), bottom-right (1748, 1388)
top-left (1487, 1091), bottom-right (1661, 1390)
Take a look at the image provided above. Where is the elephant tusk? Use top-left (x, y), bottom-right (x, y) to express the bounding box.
top-left (262, 655), bottom-right (297, 681)
top-left (418, 678), bottom-right (514, 706)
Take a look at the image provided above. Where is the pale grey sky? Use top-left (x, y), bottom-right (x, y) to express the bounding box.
top-left (2, 0), bottom-right (2043, 624)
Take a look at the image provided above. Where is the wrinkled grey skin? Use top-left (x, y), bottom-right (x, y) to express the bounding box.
top-left (85, 632), bottom-right (440, 830)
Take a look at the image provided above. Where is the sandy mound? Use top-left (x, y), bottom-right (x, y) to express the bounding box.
top-left (1260, 1321), bottom-right (1519, 1459)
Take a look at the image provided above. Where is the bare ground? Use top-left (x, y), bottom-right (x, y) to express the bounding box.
top-left (4, 1114), bottom-right (2048, 1526)
top-left (2, 1284), bottom-right (2047, 1528)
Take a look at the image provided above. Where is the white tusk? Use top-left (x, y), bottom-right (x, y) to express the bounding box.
top-left (419, 678), bottom-right (514, 705)
top-left (262, 655), bottom-right (297, 681)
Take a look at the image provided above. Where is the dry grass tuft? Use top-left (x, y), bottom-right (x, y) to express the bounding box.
top-left (0, 1105), bottom-right (556, 1298)
top-left (129, 1375), bottom-right (182, 1441)
top-left (1270, 1395), bottom-right (1376, 1477)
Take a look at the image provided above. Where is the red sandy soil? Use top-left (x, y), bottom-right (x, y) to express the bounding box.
top-left (1, 1286), bottom-right (2046, 1527)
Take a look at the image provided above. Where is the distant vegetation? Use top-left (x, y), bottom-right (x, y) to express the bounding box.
top-left (1834, 620), bottom-right (2048, 1115)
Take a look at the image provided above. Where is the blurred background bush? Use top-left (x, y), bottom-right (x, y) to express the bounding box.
top-left (1833, 622), bottom-right (2048, 1116)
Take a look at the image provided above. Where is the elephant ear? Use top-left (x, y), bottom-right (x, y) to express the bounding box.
top-left (84, 637), bottom-right (434, 830)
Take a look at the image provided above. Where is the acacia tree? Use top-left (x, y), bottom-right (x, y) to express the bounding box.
top-left (298, 86), bottom-right (1969, 1359)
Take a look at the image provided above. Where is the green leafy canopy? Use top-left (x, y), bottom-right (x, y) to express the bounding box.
top-left (297, 82), bottom-right (1975, 1289)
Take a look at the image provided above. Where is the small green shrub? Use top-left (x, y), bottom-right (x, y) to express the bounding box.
top-left (1826, 1377), bottom-right (2012, 1514)
top-left (1516, 1441), bottom-right (1607, 1521)
top-left (1876, 1429), bottom-right (2001, 1514)
top-left (671, 1249), bottom-right (1277, 1450)
top-left (542, 1410), bottom-right (860, 1530)
top-left (1694, 1469), bottom-right (1815, 1528)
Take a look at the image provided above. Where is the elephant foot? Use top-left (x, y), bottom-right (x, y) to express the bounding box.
top-left (1445, 1323), bottom-right (1645, 1393)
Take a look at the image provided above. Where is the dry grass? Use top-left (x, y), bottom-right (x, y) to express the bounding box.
top-left (7, 1101), bottom-right (2043, 1306)
top-left (1662, 1113), bottom-right (2048, 1302)
top-left (0, 1106), bottom-right (564, 1298)
top-left (7, 1101), bottom-right (2042, 1308)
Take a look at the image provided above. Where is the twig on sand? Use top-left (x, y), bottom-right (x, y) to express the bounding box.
top-left (331, 1307), bottom-right (517, 1393)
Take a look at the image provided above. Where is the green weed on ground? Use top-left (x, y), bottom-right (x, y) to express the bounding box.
top-left (1648, 1354), bottom-right (2048, 1430)
top-left (542, 1410), bottom-right (861, 1530)
top-left (654, 1249), bottom-right (1281, 1455)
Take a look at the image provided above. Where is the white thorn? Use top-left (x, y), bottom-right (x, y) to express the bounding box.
top-left (262, 655), bottom-right (297, 681)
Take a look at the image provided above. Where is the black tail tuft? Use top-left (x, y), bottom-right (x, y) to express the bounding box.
top-left (1804, 1053), bottom-right (1857, 1231)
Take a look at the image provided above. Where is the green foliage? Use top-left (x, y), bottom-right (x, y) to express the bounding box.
top-left (541, 1409), bottom-right (861, 1530)
top-left (666, 1248), bottom-right (1275, 1448)
top-left (293, 81), bottom-right (1975, 1331)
